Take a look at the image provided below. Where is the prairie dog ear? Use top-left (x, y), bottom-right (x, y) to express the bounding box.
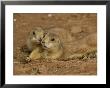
top-left (56, 37), bottom-right (61, 43)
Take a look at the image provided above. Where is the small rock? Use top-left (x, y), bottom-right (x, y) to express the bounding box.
top-left (38, 65), bottom-right (47, 74)
top-left (14, 19), bottom-right (16, 22)
top-left (48, 14), bottom-right (52, 17)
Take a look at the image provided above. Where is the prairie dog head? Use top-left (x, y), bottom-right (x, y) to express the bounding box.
top-left (29, 27), bottom-right (45, 44)
top-left (41, 33), bottom-right (62, 50)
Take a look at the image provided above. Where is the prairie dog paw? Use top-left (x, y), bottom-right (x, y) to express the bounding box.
top-left (26, 57), bottom-right (31, 62)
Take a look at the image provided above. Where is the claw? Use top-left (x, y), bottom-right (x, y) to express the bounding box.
top-left (26, 57), bottom-right (31, 62)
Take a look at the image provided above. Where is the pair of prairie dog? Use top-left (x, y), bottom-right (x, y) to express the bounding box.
top-left (26, 27), bottom-right (63, 61)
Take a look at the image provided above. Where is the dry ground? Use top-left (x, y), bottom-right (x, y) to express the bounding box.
top-left (13, 13), bottom-right (97, 75)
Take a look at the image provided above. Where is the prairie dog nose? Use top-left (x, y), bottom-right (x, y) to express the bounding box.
top-left (39, 38), bottom-right (42, 42)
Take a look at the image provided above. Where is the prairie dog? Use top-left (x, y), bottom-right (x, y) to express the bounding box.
top-left (26, 27), bottom-right (45, 62)
top-left (27, 27), bottom-right (45, 51)
top-left (41, 32), bottom-right (63, 59)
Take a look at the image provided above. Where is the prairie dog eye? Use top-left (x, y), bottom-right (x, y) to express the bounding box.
top-left (51, 38), bottom-right (55, 41)
top-left (33, 31), bottom-right (35, 35)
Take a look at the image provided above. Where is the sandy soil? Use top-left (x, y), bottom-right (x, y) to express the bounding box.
top-left (13, 13), bottom-right (97, 75)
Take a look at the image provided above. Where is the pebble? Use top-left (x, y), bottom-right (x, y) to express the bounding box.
top-left (48, 14), bottom-right (52, 17)
top-left (14, 19), bottom-right (16, 22)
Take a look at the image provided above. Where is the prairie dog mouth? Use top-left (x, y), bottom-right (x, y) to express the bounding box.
top-left (43, 45), bottom-right (48, 49)
top-left (32, 37), bottom-right (42, 43)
